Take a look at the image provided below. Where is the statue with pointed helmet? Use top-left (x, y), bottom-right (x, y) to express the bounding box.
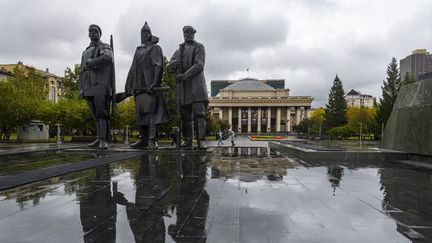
top-left (125, 22), bottom-right (169, 149)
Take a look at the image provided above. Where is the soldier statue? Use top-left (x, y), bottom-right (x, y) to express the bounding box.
top-left (78, 24), bottom-right (115, 149)
top-left (167, 26), bottom-right (209, 149)
top-left (125, 22), bottom-right (169, 149)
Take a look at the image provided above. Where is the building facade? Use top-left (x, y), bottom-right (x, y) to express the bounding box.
top-left (209, 78), bottom-right (314, 133)
top-left (0, 62), bottom-right (62, 103)
top-left (346, 89), bottom-right (375, 108)
top-left (400, 49), bottom-right (432, 81)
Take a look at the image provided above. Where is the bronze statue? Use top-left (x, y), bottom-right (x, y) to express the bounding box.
top-left (125, 22), bottom-right (169, 149)
top-left (78, 24), bottom-right (115, 149)
top-left (167, 26), bottom-right (209, 149)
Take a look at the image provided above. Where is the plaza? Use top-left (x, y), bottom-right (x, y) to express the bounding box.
top-left (0, 138), bottom-right (431, 242)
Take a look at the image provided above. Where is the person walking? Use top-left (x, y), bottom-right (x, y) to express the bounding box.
top-left (217, 130), bottom-right (223, 146)
top-left (230, 130), bottom-right (236, 147)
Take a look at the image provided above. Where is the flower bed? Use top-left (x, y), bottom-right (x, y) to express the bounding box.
top-left (248, 135), bottom-right (288, 141)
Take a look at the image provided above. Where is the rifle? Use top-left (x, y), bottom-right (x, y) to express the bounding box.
top-left (175, 44), bottom-right (185, 150)
top-left (114, 86), bottom-right (170, 103)
top-left (110, 35), bottom-right (116, 116)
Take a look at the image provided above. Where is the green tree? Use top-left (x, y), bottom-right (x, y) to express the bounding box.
top-left (293, 118), bottom-right (312, 136)
top-left (62, 64), bottom-right (80, 99)
top-left (402, 72), bottom-right (416, 85)
top-left (346, 106), bottom-right (376, 138)
top-left (324, 75), bottom-right (347, 131)
top-left (310, 108), bottom-right (325, 136)
top-left (0, 66), bottom-right (49, 139)
top-left (376, 57), bottom-right (401, 131)
top-left (158, 56), bottom-right (178, 135)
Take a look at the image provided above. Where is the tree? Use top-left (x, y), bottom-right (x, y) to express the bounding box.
top-left (0, 66), bottom-right (49, 139)
top-left (376, 57), bottom-right (401, 131)
top-left (324, 75), bottom-right (347, 131)
top-left (346, 106), bottom-right (376, 138)
top-left (293, 118), bottom-right (312, 137)
top-left (402, 72), bottom-right (416, 85)
top-left (158, 56), bottom-right (178, 135)
top-left (310, 108), bottom-right (325, 136)
top-left (62, 64), bottom-right (80, 99)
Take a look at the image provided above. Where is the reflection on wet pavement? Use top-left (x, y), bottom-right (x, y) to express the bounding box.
top-left (0, 151), bottom-right (103, 177)
top-left (0, 148), bottom-right (431, 242)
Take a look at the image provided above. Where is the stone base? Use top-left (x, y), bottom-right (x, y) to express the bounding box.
top-left (382, 77), bottom-right (432, 155)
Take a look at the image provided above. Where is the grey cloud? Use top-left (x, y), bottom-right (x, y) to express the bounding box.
top-left (196, 2), bottom-right (289, 52)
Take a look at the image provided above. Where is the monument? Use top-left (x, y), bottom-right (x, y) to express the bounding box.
top-left (382, 72), bottom-right (432, 156)
top-left (124, 22), bottom-right (169, 149)
top-left (167, 26), bottom-right (209, 150)
top-left (78, 24), bottom-right (115, 149)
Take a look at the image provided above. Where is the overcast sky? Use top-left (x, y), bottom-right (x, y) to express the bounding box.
top-left (1, 0), bottom-right (431, 107)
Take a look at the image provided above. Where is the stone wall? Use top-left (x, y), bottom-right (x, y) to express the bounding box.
top-left (382, 77), bottom-right (432, 155)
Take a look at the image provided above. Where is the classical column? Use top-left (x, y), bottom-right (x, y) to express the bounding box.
top-left (257, 107), bottom-right (262, 133)
top-left (295, 107), bottom-right (301, 125)
top-left (267, 108), bottom-right (271, 132)
top-left (286, 107), bottom-right (291, 132)
top-left (247, 107), bottom-right (252, 133)
top-left (276, 107), bottom-right (281, 132)
top-left (228, 107), bottom-right (232, 129)
top-left (238, 107), bottom-right (242, 132)
top-left (301, 107), bottom-right (306, 120)
top-left (219, 107), bottom-right (223, 120)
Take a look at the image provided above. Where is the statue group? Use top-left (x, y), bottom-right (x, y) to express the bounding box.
top-left (78, 23), bottom-right (208, 150)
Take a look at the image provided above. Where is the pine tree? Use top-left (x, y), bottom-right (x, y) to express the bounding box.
top-left (376, 57), bottom-right (401, 130)
top-left (324, 75), bottom-right (347, 130)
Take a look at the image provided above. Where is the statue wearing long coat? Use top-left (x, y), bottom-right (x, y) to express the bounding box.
top-left (169, 41), bottom-right (209, 106)
top-left (125, 39), bottom-right (169, 126)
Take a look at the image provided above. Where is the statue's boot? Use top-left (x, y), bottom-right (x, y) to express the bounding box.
top-left (197, 118), bottom-right (207, 149)
top-left (98, 119), bottom-right (109, 150)
top-left (148, 125), bottom-right (158, 150)
top-left (130, 127), bottom-right (149, 149)
top-left (181, 121), bottom-right (193, 150)
top-left (88, 121), bottom-right (99, 148)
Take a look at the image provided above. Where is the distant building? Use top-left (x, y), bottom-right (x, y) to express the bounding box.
top-left (346, 89), bottom-right (375, 108)
top-left (0, 62), bottom-right (62, 103)
top-left (400, 49), bottom-right (432, 81)
top-left (209, 78), bottom-right (314, 133)
top-left (211, 79), bottom-right (285, 97)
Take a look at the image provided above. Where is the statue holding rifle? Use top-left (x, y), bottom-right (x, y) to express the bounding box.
top-left (125, 22), bottom-right (169, 149)
top-left (78, 24), bottom-right (115, 150)
top-left (167, 25), bottom-right (209, 150)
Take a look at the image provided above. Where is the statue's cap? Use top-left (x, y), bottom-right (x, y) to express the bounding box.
top-left (183, 25), bottom-right (196, 33)
top-left (89, 24), bottom-right (102, 35)
top-left (141, 22), bottom-right (152, 34)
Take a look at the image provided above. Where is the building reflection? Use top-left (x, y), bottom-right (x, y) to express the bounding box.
top-left (168, 153), bottom-right (209, 242)
top-left (379, 166), bottom-right (432, 241)
top-left (78, 165), bottom-right (117, 243)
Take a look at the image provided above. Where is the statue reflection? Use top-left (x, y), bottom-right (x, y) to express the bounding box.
top-left (78, 165), bottom-right (117, 243)
top-left (168, 153), bottom-right (209, 242)
top-left (115, 154), bottom-right (170, 242)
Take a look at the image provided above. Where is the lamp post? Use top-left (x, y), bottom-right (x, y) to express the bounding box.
top-left (56, 123), bottom-right (62, 145)
top-left (359, 122), bottom-right (363, 145)
top-left (124, 125), bottom-right (130, 145)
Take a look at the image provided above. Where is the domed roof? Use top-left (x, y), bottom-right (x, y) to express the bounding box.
top-left (223, 79), bottom-right (275, 91)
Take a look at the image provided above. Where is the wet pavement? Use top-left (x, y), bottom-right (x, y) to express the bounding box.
top-left (0, 147), bottom-right (431, 242)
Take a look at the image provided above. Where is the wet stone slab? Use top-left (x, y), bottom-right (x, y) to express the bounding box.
top-left (0, 148), bottom-right (431, 242)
